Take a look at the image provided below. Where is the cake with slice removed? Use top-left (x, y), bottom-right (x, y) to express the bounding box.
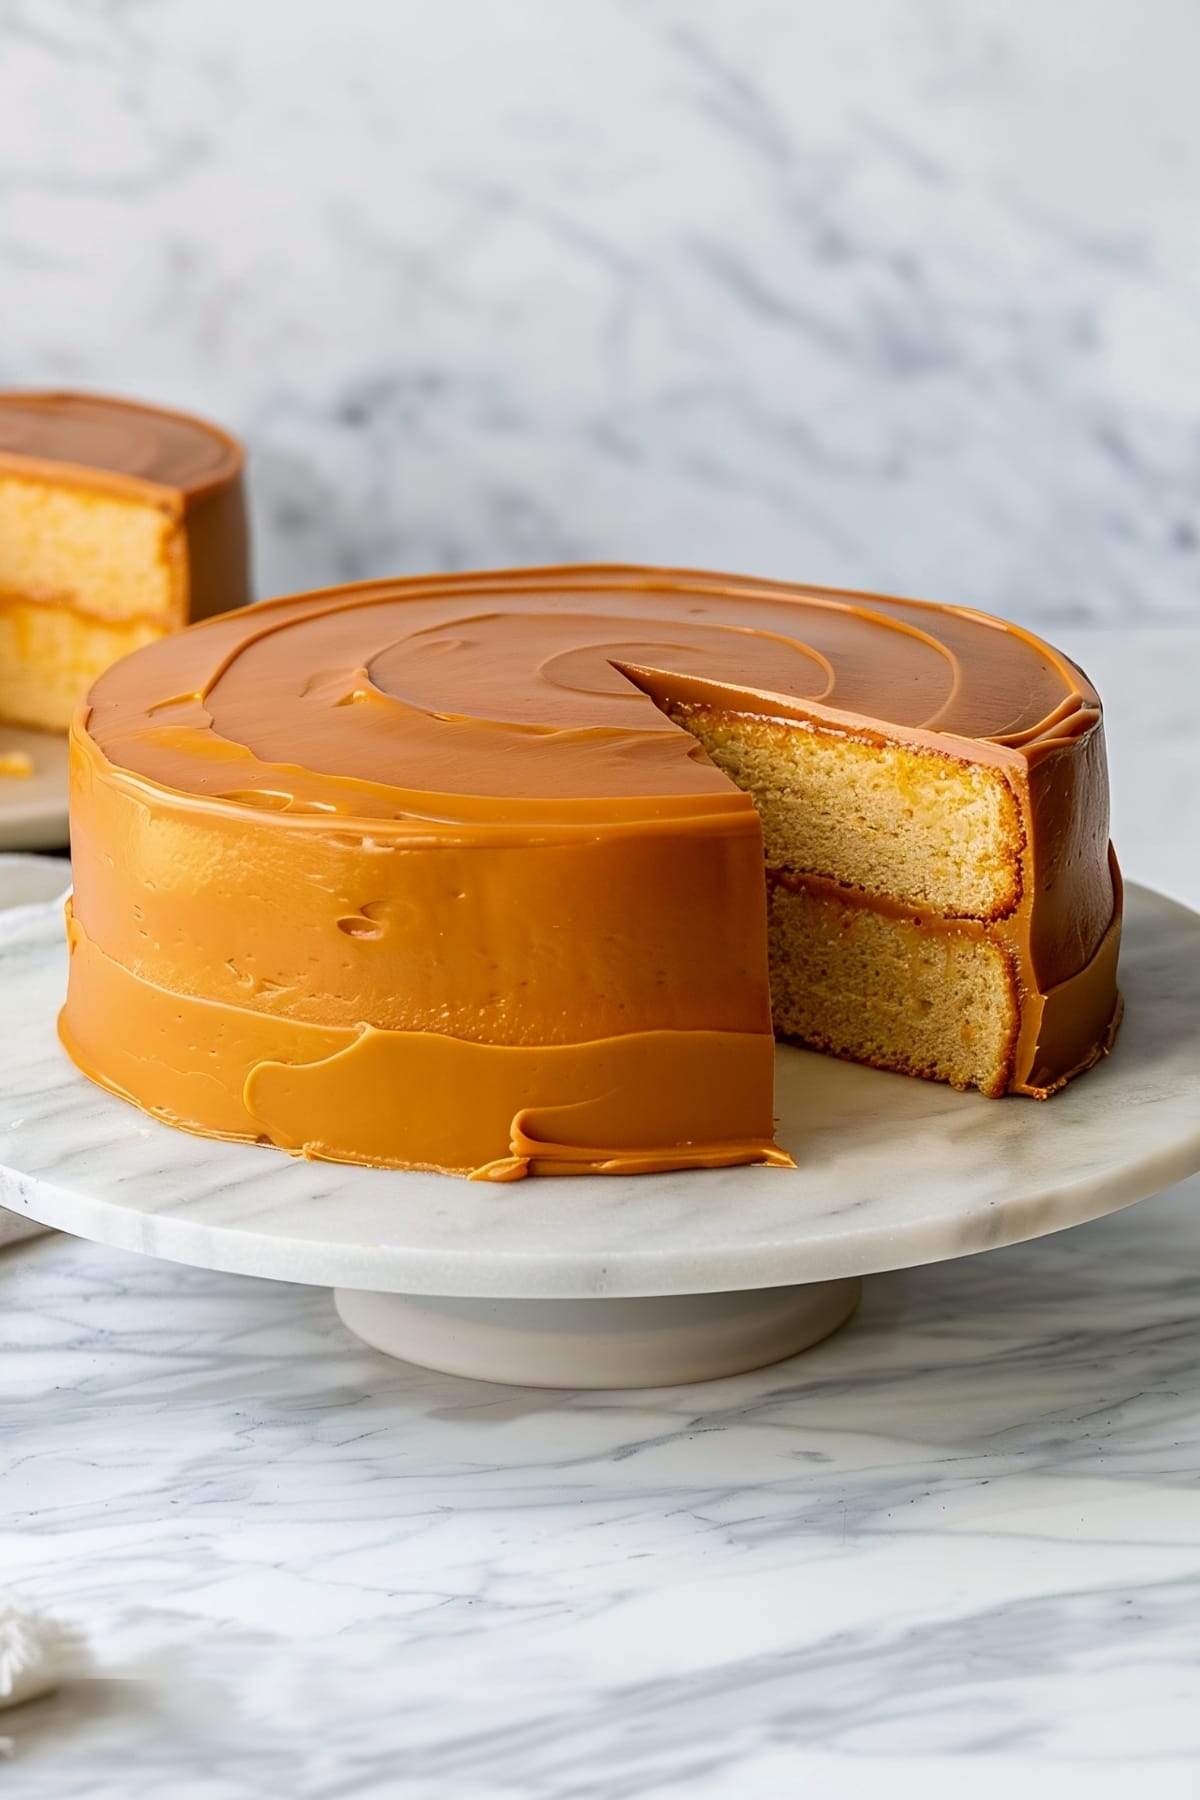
top-left (60, 565), bottom-right (1122, 1178)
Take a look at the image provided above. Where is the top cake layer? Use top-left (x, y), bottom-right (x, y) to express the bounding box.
top-left (0, 391), bottom-right (243, 500)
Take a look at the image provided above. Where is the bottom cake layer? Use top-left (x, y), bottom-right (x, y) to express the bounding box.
top-left (60, 904), bottom-right (790, 1180)
top-left (767, 873), bottom-right (1123, 1098)
top-left (768, 878), bottom-right (1018, 1095)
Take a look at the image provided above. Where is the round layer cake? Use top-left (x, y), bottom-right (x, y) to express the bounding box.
top-left (61, 566), bottom-right (1122, 1179)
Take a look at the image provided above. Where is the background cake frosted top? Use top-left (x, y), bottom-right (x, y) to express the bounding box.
top-left (0, 392), bottom-right (243, 498)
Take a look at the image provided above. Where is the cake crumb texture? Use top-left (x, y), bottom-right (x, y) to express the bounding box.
top-left (669, 704), bottom-right (1023, 921)
top-left (0, 474), bottom-right (180, 732)
top-left (768, 881), bottom-right (1019, 1097)
top-left (0, 475), bottom-right (178, 621)
top-left (0, 597), bottom-right (165, 732)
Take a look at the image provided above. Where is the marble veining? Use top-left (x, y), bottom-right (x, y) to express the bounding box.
top-left (3, 2), bottom-right (1200, 624)
top-left (5, 1185), bottom-right (1200, 1795)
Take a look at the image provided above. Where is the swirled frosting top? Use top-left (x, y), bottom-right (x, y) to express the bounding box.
top-left (0, 391), bottom-right (243, 497)
top-left (84, 566), bottom-right (1102, 830)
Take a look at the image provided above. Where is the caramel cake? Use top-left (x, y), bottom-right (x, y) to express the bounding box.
top-left (0, 391), bottom-right (250, 732)
top-left (60, 566), bottom-right (1122, 1181)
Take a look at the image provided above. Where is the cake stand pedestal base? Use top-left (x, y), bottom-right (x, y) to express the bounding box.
top-left (333, 1278), bottom-right (863, 1388)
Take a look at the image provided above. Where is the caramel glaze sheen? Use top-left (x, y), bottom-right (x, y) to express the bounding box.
top-left (61, 566), bottom-right (1122, 1180)
top-left (0, 391), bottom-right (251, 623)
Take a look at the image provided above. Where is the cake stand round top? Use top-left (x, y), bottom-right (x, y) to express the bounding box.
top-left (2, 882), bottom-right (1198, 1300)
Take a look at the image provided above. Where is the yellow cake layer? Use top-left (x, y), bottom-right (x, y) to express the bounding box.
top-left (671, 703), bottom-right (1023, 921)
top-left (0, 473), bottom-right (180, 624)
top-left (768, 879), bottom-right (1020, 1096)
top-left (0, 599), bottom-right (166, 732)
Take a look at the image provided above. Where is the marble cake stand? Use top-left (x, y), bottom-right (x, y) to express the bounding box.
top-left (2, 883), bottom-right (1199, 1389)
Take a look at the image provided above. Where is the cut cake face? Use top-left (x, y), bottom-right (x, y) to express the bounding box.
top-left (663, 701), bottom-right (1030, 1095)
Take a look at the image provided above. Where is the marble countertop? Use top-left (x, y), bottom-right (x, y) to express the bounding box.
top-left (4, 628), bottom-right (1200, 1797)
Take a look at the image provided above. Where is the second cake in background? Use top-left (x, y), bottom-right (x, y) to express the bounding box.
top-left (0, 391), bottom-right (250, 732)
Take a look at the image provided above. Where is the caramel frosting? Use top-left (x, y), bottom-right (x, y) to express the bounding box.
top-left (62, 565), bottom-right (1122, 1177)
top-left (0, 390), bottom-right (251, 634)
top-left (0, 391), bottom-right (243, 502)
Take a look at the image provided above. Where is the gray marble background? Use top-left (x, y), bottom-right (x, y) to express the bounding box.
top-left (4, 0), bottom-right (1200, 625)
